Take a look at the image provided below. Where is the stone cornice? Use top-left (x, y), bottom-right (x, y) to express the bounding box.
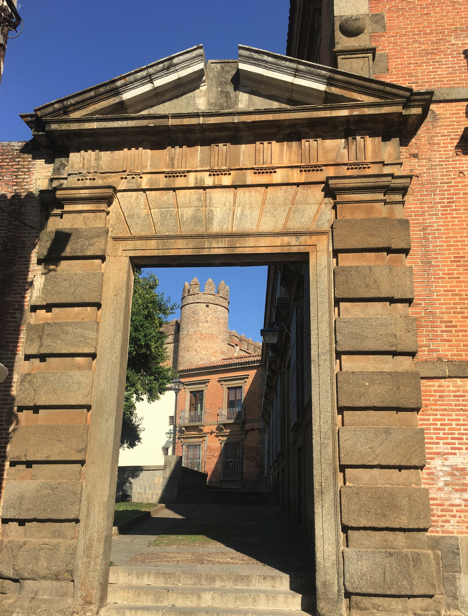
top-left (23, 45), bottom-right (206, 120)
top-left (238, 45), bottom-right (416, 105)
top-left (327, 174), bottom-right (412, 197)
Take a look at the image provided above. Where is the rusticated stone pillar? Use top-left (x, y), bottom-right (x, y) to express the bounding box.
top-left (0, 186), bottom-right (132, 616)
top-left (329, 175), bottom-right (444, 615)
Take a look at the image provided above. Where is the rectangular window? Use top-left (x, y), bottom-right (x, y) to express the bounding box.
top-left (221, 441), bottom-right (242, 480)
top-left (227, 386), bottom-right (242, 420)
top-left (183, 443), bottom-right (202, 472)
top-left (189, 390), bottom-right (204, 423)
top-left (168, 416), bottom-right (174, 426)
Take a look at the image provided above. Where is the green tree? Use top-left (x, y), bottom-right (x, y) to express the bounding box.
top-left (121, 269), bottom-right (178, 449)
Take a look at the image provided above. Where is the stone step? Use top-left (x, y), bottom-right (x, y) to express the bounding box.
top-left (109, 566), bottom-right (313, 592)
top-left (107, 584), bottom-right (315, 611)
top-left (101, 604), bottom-right (314, 616)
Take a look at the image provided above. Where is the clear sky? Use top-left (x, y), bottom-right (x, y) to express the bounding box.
top-left (0, 2), bottom-right (287, 342)
top-left (0, 0), bottom-right (290, 141)
top-left (145, 266), bottom-right (268, 344)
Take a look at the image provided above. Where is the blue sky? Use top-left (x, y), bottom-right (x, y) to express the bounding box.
top-left (0, 2), bottom-right (287, 341)
top-left (146, 267), bottom-right (268, 343)
top-left (0, 0), bottom-right (289, 141)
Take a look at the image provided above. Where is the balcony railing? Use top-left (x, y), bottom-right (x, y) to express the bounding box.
top-left (218, 405), bottom-right (245, 423)
top-left (179, 410), bottom-right (205, 425)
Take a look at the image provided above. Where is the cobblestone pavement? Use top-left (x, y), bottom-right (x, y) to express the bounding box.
top-left (110, 503), bottom-right (315, 586)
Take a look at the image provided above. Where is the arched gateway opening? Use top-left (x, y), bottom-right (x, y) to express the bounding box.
top-left (2, 45), bottom-right (437, 616)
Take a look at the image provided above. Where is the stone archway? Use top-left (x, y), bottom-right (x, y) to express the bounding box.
top-left (1, 45), bottom-right (439, 616)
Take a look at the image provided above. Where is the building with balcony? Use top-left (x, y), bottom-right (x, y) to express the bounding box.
top-left (119, 276), bottom-right (266, 489)
top-left (176, 353), bottom-right (264, 487)
top-left (167, 277), bottom-right (266, 488)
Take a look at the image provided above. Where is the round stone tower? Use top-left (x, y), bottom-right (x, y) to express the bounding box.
top-left (177, 278), bottom-right (230, 370)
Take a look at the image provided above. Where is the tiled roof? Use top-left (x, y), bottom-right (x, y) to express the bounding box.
top-left (179, 354), bottom-right (263, 373)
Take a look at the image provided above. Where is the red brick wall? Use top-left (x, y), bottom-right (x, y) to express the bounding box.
top-left (420, 381), bottom-right (468, 535)
top-left (0, 141), bottom-right (52, 507)
top-left (175, 365), bottom-right (264, 483)
top-left (369, 0), bottom-right (468, 534)
top-left (370, 0), bottom-right (467, 90)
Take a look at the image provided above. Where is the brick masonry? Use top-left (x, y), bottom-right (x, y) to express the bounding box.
top-left (369, 0), bottom-right (468, 536)
top-left (0, 142), bottom-right (53, 509)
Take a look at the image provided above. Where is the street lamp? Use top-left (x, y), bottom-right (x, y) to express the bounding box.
top-left (260, 322), bottom-right (281, 347)
top-left (171, 378), bottom-right (184, 455)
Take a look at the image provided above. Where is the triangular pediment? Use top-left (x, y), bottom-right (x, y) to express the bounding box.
top-left (25, 45), bottom-right (427, 124)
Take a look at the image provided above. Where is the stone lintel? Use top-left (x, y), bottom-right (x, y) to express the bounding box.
top-left (341, 485), bottom-right (432, 529)
top-left (339, 426), bottom-right (426, 466)
top-left (343, 548), bottom-right (443, 595)
top-left (37, 228), bottom-right (109, 261)
top-left (16, 372), bottom-right (94, 408)
top-left (336, 317), bottom-right (417, 353)
top-left (336, 371), bottom-right (422, 409)
top-left (24, 322), bottom-right (99, 356)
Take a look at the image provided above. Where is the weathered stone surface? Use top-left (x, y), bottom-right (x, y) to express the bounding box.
top-left (335, 265), bottom-right (393, 299)
top-left (2, 481), bottom-right (82, 520)
top-left (336, 317), bottom-right (417, 353)
top-left (1, 521), bottom-right (78, 541)
top-left (333, 218), bottom-right (393, 250)
top-left (37, 228), bottom-right (108, 261)
top-left (345, 468), bottom-right (422, 486)
top-left (333, 218), bottom-right (410, 251)
top-left (30, 273), bottom-right (103, 307)
top-left (31, 464), bottom-right (82, 482)
top-left (391, 219), bottom-right (412, 251)
top-left (428, 536), bottom-right (462, 573)
top-left (348, 530), bottom-right (406, 550)
top-left (24, 321), bottom-right (99, 356)
top-left (0, 578), bottom-right (19, 594)
top-left (0, 594), bottom-right (73, 616)
top-left (337, 371), bottom-right (422, 409)
top-left (343, 409), bottom-right (419, 427)
top-left (341, 485), bottom-right (432, 528)
top-left (442, 573), bottom-right (461, 613)
top-left (392, 266), bottom-right (414, 300)
top-left (9, 425), bottom-right (88, 462)
top-left (347, 530), bottom-right (428, 550)
top-left (15, 372), bottom-right (94, 407)
top-left (343, 548), bottom-right (443, 595)
top-left (447, 361), bottom-right (468, 378)
top-left (0, 540), bottom-right (76, 580)
top-left (350, 596), bottom-right (407, 611)
top-left (339, 427), bottom-right (426, 466)
top-left (19, 580), bottom-right (73, 597)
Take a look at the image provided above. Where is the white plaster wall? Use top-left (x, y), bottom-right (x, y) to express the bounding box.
top-left (118, 391), bottom-right (175, 466)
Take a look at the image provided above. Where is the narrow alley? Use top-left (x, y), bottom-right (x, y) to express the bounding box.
top-left (103, 498), bottom-right (316, 615)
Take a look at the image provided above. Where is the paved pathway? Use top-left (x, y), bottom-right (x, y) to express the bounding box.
top-left (110, 503), bottom-right (315, 588)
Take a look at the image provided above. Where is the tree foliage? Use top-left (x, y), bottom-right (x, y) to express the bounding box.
top-left (121, 269), bottom-right (178, 449)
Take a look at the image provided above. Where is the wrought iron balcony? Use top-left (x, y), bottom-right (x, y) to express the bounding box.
top-left (218, 405), bottom-right (245, 423)
top-left (179, 410), bottom-right (205, 425)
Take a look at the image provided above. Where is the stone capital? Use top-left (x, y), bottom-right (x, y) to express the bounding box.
top-left (54, 186), bottom-right (117, 211)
